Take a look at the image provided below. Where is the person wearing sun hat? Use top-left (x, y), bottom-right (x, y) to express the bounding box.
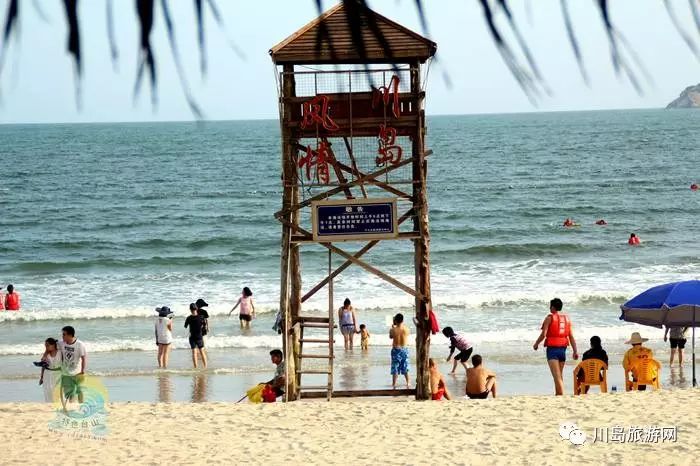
top-left (622, 332), bottom-right (656, 391)
top-left (195, 298), bottom-right (210, 337)
top-left (154, 306), bottom-right (174, 369)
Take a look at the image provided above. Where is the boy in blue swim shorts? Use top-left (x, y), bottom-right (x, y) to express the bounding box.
top-left (389, 313), bottom-right (410, 389)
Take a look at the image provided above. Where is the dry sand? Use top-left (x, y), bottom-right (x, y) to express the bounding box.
top-left (4, 389), bottom-right (699, 465)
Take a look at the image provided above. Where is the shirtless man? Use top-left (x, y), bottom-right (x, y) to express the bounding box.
top-left (465, 354), bottom-right (497, 399)
top-left (389, 313), bottom-right (410, 389)
top-left (428, 358), bottom-right (451, 400)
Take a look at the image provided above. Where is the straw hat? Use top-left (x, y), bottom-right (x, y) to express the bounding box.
top-left (625, 332), bottom-right (649, 345)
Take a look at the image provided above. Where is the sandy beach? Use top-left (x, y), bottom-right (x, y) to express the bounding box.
top-left (4, 390), bottom-right (699, 465)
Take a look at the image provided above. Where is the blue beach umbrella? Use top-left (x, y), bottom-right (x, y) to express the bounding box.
top-left (620, 280), bottom-right (700, 387)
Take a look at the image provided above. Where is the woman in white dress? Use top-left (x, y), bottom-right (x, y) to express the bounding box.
top-left (155, 306), bottom-right (174, 368)
top-left (39, 338), bottom-right (62, 402)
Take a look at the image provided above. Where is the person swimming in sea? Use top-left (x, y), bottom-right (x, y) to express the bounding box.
top-left (628, 233), bottom-right (640, 246)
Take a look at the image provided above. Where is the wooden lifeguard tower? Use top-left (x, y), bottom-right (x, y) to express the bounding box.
top-left (270, 3), bottom-right (437, 400)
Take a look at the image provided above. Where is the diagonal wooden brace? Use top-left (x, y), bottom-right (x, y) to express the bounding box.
top-left (275, 152), bottom-right (421, 220)
top-left (328, 242), bottom-right (423, 301)
top-left (333, 159), bottom-right (412, 199)
top-left (278, 218), bottom-right (425, 302)
top-left (301, 208), bottom-right (414, 303)
top-left (343, 136), bottom-right (368, 198)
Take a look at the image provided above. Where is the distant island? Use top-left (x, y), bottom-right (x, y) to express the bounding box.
top-left (666, 84), bottom-right (700, 108)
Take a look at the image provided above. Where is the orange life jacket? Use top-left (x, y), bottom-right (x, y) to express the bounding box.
top-left (545, 313), bottom-right (570, 347)
top-left (5, 292), bottom-right (20, 311)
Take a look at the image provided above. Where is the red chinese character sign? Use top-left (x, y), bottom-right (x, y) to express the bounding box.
top-left (376, 124), bottom-right (402, 166)
top-left (300, 95), bottom-right (340, 132)
top-left (298, 140), bottom-right (335, 185)
top-left (371, 74), bottom-right (401, 119)
top-left (289, 72), bottom-right (417, 138)
top-left (294, 74), bottom-right (407, 183)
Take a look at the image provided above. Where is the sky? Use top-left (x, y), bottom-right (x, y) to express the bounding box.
top-left (0, 0), bottom-right (699, 123)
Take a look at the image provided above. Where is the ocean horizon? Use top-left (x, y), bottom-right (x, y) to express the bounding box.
top-left (0, 106), bottom-right (682, 126)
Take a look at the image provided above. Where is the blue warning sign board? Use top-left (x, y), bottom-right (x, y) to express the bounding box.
top-left (312, 198), bottom-right (398, 241)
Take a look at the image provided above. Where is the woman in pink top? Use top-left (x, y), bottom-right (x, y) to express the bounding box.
top-left (229, 287), bottom-right (256, 329)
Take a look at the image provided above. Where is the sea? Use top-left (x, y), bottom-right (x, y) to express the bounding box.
top-left (1, 109), bottom-right (699, 402)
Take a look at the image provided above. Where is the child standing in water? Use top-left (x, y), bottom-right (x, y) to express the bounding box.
top-left (359, 324), bottom-right (370, 350)
top-left (229, 287), bottom-right (256, 329)
top-left (38, 338), bottom-right (62, 402)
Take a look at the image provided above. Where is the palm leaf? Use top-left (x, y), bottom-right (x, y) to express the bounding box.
top-left (134, 0), bottom-right (157, 107)
top-left (160, 0), bottom-right (203, 118)
top-left (2, 0), bottom-right (700, 115)
top-left (106, 0), bottom-right (119, 70)
top-left (0, 0), bottom-right (19, 76)
top-left (664, 0), bottom-right (700, 60)
top-left (560, 0), bottom-right (589, 86)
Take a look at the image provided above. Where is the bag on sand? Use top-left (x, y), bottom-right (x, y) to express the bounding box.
top-left (246, 384), bottom-right (266, 403)
top-left (262, 384), bottom-right (277, 403)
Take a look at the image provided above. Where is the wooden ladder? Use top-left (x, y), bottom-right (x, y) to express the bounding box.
top-left (296, 314), bottom-right (335, 401)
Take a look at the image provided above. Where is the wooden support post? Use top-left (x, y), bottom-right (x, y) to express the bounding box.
top-left (290, 162), bottom-right (302, 398)
top-left (279, 64), bottom-right (298, 400)
top-left (327, 248), bottom-right (334, 401)
top-left (411, 61), bottom-right (432, 400)
top-left (301, 388), bottom-right (415, 399)
top-left (289, 80), bottom-right (302, 332)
